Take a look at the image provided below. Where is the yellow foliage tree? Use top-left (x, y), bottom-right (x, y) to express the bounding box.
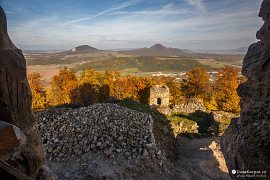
top-left (102, 70), bottom-right (121, 93)
top-left (161, 77), bottom-right (183, 105)
top-left (73, 68), bottom-right (106, 106)
top-left (47, 67), bottom-right (78, 106)
top-left (182, 67), bottom-right (211, 99)
top-left (27, 72), bottom-right (46, 110)
top-left (111, 77), bottom-right (134, 100)
top-left (204, 95), bottom-right (218, 111)
top-left (215, 66), bottom-right (240, 113)
top-left (79, 69), bottom-right (101, 86)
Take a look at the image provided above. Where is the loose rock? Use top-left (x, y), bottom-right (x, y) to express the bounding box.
top-left (35, 103), bottom-right (161, 162)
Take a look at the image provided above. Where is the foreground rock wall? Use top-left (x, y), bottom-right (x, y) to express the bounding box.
top-left (221, 0), bottom-right (270, 178)
top-left (0, 7), bottom-right (34, 130)
top-left (0, 6), bottom-right (53, 179)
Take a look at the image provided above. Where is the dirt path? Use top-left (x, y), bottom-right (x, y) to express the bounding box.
top-left (171, 137), bottom-right (230, 180)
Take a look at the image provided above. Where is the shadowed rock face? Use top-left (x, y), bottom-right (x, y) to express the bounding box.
top-left (221, 0), bottom-right (270, 178)
top-left (0, 6), bottom-right (53, 179)
top-left (0, 6), bottom-right (35, 130)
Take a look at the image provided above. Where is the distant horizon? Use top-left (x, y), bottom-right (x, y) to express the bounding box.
top-left (21, 43), bottom-right (248, 53)
top-left (1, 0), bottom-right (263, 50)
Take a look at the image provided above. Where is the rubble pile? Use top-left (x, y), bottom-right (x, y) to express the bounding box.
top-left (35, 103), bottom-right (164, 162)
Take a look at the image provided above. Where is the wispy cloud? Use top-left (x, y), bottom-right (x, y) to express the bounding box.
top-left (87, 34), bottom-right (114, 38)
top-left (109, 3), bottom-right (191, 16)
top-left (6, 10), bottom-right (15, 14)
top-left (5, 0), bottom-right (262, 50)
top-left (184, 0), bottom-right (206, 12)
top-left (63, 0), bottom-right (141, 25)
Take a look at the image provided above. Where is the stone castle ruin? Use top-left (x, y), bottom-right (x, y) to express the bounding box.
top-left (149, 85), bottom-right (170, 107)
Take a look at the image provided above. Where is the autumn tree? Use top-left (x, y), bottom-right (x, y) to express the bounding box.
top-left (103, 70), bottom-right (121, 82)
top-left (165, 78), bottom-right (183, 105)
top-left (110, 77), bottom-right (134, 100)
top-left (102, 71), bottom-right (121, 95)
top-left (72, 68), bottom-right (108, 106)
top-left (79, 69), bottom-right (101, 85)
top-left (203, 91), bottom-right (218, 111)
top-left (215, 66), bottom-right (240, 113)
top-left (181, 67), bottom-right (211, 99)
top-left (28, 72), bottom-right (46, 110)
top-left (47, 67), bottom-right (78, 106)
top-left (131, 76), bottom-right (154, 103)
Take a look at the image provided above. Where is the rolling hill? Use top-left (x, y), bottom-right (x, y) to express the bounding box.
top-left (68, 45), bottom-right (99, 54)
top-left (120, 44), bottom-right (190, 57)
top-left (24, 45), bottom-right (131, 66)
top-left (223, 47), bottom-right (248, 54)
top-left (192, 47), bottom-right (248, 55)
top-left (24, 44), bottom-right (243, 67)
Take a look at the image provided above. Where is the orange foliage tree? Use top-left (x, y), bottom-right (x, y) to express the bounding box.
top-left (72, 69), bottom-right (109, 106)
top-left (102, 70), bottom-right (121, 101)
top-left (28, 72), bottom-right (46, 110)
top-left (182, 67), bottom-right (211, 99)
top-left (166, 79), bottom-right (183, 105)
top-left (110, 77), bottom-right (134, 100)
top-left (215, 66), bottom-right (240, 113)
top-left (47, 67), bottom-right (78, 106)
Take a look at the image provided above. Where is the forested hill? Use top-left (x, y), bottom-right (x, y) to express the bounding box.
top-left (75, 56), bottom-right (212, 72)
top-left (119, 44), bottom-right (190, 57)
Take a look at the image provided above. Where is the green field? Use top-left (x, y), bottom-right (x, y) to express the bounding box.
top-left (198, 59), bottom-right (242, 69)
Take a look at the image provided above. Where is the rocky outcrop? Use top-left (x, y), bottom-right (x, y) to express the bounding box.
top-left (221, 0), bottom-right (270, 178)
top-left (0, 6), bottom-right (53, 179)
top-left (0, 7), bottom-right (35, 130)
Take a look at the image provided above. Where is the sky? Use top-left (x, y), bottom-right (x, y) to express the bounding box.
top-left (0, 0), bottom-right (263, 50)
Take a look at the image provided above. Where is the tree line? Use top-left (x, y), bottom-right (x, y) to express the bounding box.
top-left (28, 66), bottom-right (242, 113)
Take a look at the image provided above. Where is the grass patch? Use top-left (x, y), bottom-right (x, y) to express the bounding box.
top-left (167, 114), bottom-right (198, 137)
top-left (121, 68), bottom-right (139, 73)
top-left (218, 118), bottom-right (231, 136)
top-left (116, 99), bottom-right (167, 123)
top-left (199, 60), bottom-right (228, 68)
top-left (167, 114), bottom-right (195, 124)
top-left (172, 112), bottom-right (214, 134)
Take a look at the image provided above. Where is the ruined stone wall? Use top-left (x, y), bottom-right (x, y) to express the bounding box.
top-left (149, 85), bottom-right (170, 107)
top-left (221, 0), bottom-right (270, 178)
top-left (171, 99), bottom-right (206, 114)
